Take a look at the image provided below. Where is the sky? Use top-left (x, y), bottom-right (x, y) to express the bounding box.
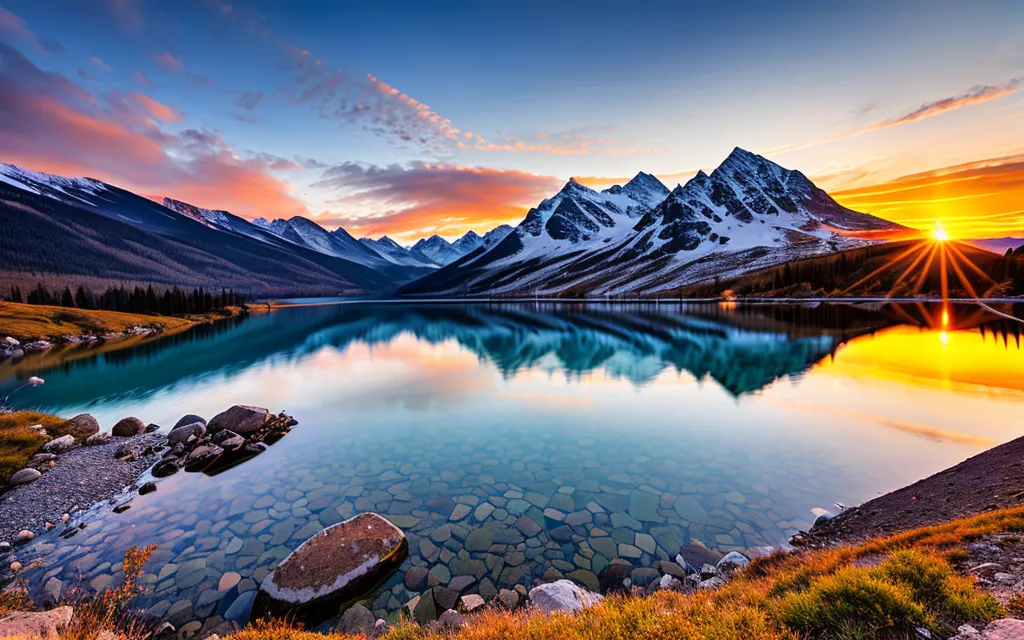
top-left (0, 0), bottom-right (1022, 243)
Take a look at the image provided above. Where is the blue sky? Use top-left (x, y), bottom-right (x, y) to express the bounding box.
top-left (1, 0), bottom-right (1022, 240)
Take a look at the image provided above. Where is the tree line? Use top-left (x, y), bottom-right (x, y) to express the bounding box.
top-left (6, 283), bottom-right (243, 315)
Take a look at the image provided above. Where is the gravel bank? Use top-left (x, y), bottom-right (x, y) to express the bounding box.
top-left (0, 433), bottom-right (163, 543)
top-left (798, 434), bottom-right (1024, 547)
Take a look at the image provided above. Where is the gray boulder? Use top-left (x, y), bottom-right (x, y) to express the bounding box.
top-left (207, 405), bottom-right (268, 435)
top-left (85, 432), bottom-right (113, 446)
top-left (111, 417), bottom-right (146, 437)
top-left (334, 604), bottom-right (375, 637)
top-left (717, 551), bottom-right (750, 574)
top-left (528, 579), bottom-right (602, 614)
top-left (41, 435), bottom-right (74, 453)
top-left (167, 422), bottom-right (206, 446)
top-left (251, 513), bottom-right (408, 628)
top-left (174, 414), bottom-right (206, 429)
top-left (59, 414), bottom-right (99, 438)
top-left (8, 468), bottom-right (42, 486)
top-left (0, 607), bottom-right (74, 638)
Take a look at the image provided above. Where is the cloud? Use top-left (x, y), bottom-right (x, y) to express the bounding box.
top-left (312, 162), bottom-right (562, 240)
top-left (832, 153), bottom-right (1024, 238)
top-left (154, 52), bottom-right (183, 74)
top-left (105, 0), bottom-right (144, 31)
top-left (90, 56), bottom-right (112, 71)
top-left (0, 7), bottom-right (66, 55)
top-left (234, 90), bottom-right (263, 110)
top-left (768, 77), bottom-right (1023, 156)
top-left (0, 41), bottom-right (306, 220)
top-left (131, 71), bottom-right (154, 87)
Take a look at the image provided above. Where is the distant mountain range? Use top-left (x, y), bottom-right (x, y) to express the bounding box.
top-left (0, 149), bottom-right (921, 298)
top-left (400, 148), bottom-right (906, 296)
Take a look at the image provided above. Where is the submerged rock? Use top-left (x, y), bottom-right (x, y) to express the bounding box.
top-left (251, 512), bottom-right (408, 627)
top-left (528, 580), bottom-right (602, 614)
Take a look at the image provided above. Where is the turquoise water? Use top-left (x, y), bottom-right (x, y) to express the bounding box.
top-left (3, 301), bottom-right (1022, 630)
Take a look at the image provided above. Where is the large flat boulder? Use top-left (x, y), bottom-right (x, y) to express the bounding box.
top-left (207, 406), bottom-right (268, 435)
top-left (251, 513), bottom-right (407, 627)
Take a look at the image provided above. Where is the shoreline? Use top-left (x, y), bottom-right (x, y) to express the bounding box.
top-left (0, 303), bottom-right (248, 362)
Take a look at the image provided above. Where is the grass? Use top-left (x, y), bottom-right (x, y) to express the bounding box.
top-left (0, 410), bottom-right (67, 484)
top-left (0, 301), bottom-right (241, 342)
top-left (226, 507), bottom-right (1024, 640)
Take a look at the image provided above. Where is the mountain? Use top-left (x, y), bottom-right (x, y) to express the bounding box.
top-left (359, 236), bottom-right (438, 268)
top-left (0, 163), bottom-right (412, 296)
top-left (407, 227), bottom-right (514, 266)
top-left (245, 214), bottom-right (391, 268)
top-left (399, 148), bottom-right (904, 297)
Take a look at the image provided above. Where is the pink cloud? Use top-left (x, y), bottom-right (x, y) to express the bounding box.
top-left (0, 41), bottom-right (306, 220)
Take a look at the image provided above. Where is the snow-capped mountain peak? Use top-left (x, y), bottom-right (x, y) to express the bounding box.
top-left (0, 163), bottom-right (108, 204)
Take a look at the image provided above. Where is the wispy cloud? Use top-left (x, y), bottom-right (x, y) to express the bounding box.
top-left (105, 0), bottom-right (144, 32)
top-left (768, 78), bottom-right (1023, 156)
top-left (0, 7), bottom-right (66, 55)
top-left (312, 161), bottom-right (561, 241)
top-left (154, 52), bottom-right (183, 74)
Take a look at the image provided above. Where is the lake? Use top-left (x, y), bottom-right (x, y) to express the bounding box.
top-left (2, 300), bottom-right (1023, 631)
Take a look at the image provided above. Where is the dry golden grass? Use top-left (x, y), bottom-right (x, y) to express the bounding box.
top-left (229, 507), bottom-right (1024, 640)
top-left (0, 302), bottom-right (195, 342)
top-left (0, 410), bottom-right (67, 484)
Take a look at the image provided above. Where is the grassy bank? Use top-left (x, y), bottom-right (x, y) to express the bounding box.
top-left (0, 410), bottom-right (67, 484)
top-left (0, 301), bottom-right (242, 342)
top-left (228, 507), bottom-right (1024, 640)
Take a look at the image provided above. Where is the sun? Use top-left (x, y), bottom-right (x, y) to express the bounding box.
top-left (931, 222), bottom-right (950, 243)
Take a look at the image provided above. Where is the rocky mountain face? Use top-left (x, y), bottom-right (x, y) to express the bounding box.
top-left (400, 148), bottom-right (903, 297)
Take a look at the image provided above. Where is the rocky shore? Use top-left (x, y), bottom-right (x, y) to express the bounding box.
top-left (1, 329), bottom-right (161, 360)
top-left (3, 414), bottom-right (1024, 640)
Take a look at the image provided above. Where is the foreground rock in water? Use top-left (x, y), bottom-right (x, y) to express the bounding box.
top-left (251, 513), bottom-right (408, 628)
top-left (207, 405), bottom-right (268, 435)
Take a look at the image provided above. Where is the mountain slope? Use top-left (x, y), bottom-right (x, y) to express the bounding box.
top-left (400, 149), bottom-right (904, 297)
top-left (0, 164), bottom-right (403, 296)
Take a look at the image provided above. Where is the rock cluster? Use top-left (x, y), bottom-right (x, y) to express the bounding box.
top-left (1, 327), bottom-right (158, 360)
top-left (152, 406), bottom-right (296, 479)
top-left (4, 413), bottom-right (151, 491)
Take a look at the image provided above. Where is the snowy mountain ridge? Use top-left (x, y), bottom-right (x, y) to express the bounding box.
top-left (399, 147), bottom-right (904, 297)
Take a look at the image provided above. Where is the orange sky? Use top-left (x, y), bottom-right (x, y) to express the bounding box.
top-left (832, 154), bottom-right (1024, 240)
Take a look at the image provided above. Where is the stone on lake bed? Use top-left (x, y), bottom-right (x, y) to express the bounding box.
top-left (208, 405), bottom-right (269, 435)
top-left (251, 513), bottom-right (408, 627)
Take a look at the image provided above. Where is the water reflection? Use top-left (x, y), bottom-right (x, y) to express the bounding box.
top-left (2, 301), bottom-right (1022, 627)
